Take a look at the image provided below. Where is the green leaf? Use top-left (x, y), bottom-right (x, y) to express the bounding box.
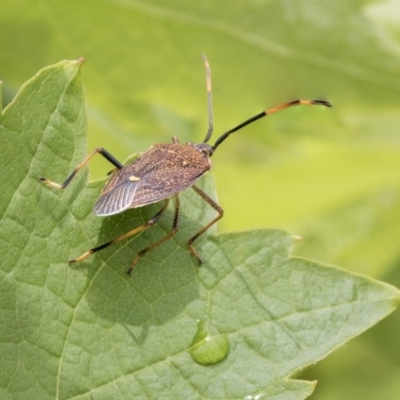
top-left (1, 61), bottom-right (399, 399)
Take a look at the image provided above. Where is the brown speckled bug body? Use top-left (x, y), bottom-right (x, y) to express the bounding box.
top-left (94, 141), bottom-right (212, 216)
top-left (40, 55), bottom-right (331, 275)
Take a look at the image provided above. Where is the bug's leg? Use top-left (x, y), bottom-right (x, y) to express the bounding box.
top-left (188, 185), bottom-right (224, 265)
top-left (201, 53), bottom-right (214, 144)
top-left (127, 195), bottom-right (181, 275)
top-left (39, 147), bottom-right (124, 189)
top-left (69, 199), bottom-right (170, 266)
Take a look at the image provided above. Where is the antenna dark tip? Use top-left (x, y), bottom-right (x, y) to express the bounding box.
top-left (310, 99), bottom-right (333, 107)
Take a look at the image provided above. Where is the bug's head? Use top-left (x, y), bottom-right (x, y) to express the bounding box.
top-left (193, 142), bottom-right (214, 157)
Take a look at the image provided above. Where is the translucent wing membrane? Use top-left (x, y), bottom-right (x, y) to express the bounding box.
top-left (94, 180), bottom-right (138, 216)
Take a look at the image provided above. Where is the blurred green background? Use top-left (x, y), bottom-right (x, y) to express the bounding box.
top-left (1, 0), bottom-right (400, 398)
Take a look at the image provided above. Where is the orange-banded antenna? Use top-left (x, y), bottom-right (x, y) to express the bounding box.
top-left (212, 99), bottom-right (332, 152)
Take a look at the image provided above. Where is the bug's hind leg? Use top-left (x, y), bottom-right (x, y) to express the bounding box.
top-left (188, 185), bottom-right (224, 264)
top-left (69, 198), bottom-right (170, 269)
top-left (127, 195), bottom-right (181, 275)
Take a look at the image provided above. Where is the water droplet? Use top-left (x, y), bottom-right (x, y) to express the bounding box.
top-left (187, 320), bottom-right (230, 366)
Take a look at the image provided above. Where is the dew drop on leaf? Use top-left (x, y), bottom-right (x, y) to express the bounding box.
top-left (187, 320), bottom-right (230, 366)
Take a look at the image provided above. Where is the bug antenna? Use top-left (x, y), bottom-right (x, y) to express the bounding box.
top-left (201, 54), bottom-right (214, 143)
top-left (212, 99), bottom-right (332, 152)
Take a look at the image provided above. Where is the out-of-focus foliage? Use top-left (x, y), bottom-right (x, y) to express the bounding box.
top-left (1, 1), bottom-right (399, 399)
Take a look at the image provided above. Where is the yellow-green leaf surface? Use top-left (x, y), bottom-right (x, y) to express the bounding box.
top-left (0, 60), bottom-right (399, 399)
top-left (1, 1), bottom-right (400, 399)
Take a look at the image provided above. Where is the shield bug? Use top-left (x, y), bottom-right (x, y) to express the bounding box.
top-left (39, 55), bottom-right (332, 275)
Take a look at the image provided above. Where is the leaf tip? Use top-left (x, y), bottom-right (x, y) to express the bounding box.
top-left (393, 290), bottom-right (400, 306)
top-left (65, 57), bottom-right (85, 70)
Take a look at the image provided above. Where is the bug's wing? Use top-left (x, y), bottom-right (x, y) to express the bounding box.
top-left (93, 180), bottom-right (139, 216)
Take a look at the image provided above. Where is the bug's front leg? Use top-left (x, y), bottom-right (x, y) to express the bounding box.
top-left (39, 147), bottom-right (123, 189)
